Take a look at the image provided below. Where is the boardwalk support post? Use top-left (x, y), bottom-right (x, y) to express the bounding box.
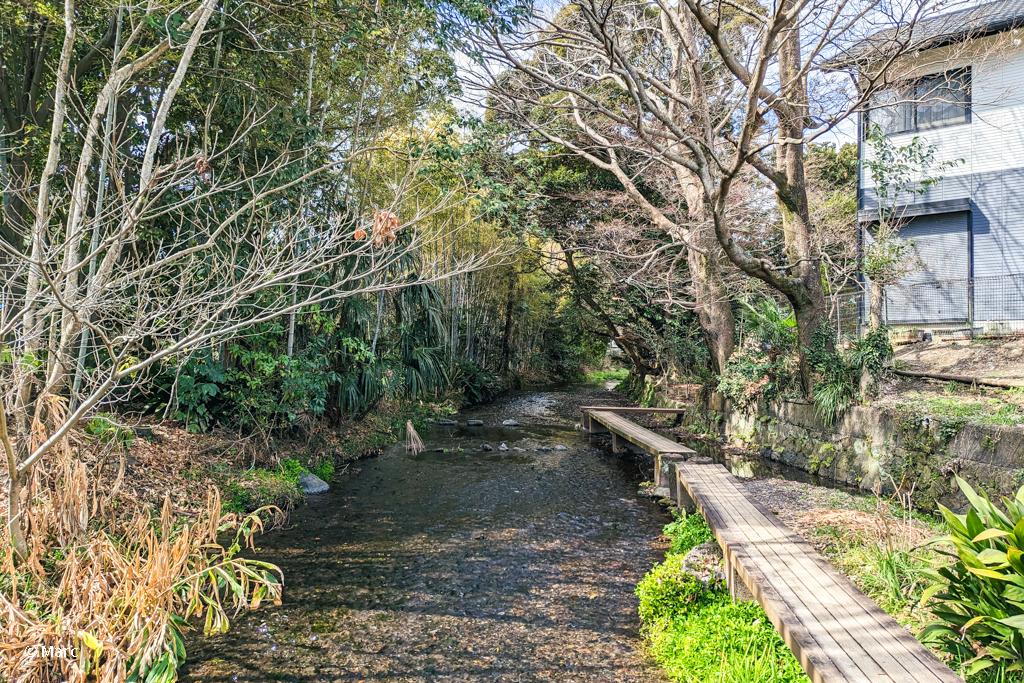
top-left (656, 453), bottom-right (687, 490)
top-left (674, 468), bottom-right (695, 513)
top-left (724, 552), bottom-right (753, 604)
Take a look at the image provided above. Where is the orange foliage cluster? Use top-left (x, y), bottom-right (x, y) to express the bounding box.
top-left (353, 210), bottom-right (400, 247)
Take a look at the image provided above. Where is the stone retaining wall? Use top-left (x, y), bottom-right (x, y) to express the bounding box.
top-left (708, 392), bottom-right (1024, 511)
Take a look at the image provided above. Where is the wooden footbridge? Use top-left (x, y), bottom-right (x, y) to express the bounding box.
top-left (582, 406), bottom-right (963, 683)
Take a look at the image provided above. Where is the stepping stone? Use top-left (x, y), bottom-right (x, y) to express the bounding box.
top-left (438, 419), bottom-right (458, 426)
top-left (298, 473), bottom-right (329, 494)
top-left (499, 443), bottom-right (508, 451)
top-left (482, 444), bottom-right (493, 451)
top-left (467, 420), bottom-right (484, 426)
top-left (502, 419), bottom-right (519, 426)
top-left (554, 445), bottom-right (568, 451)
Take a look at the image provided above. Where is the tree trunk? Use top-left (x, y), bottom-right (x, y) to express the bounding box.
top-left (775, 13), bottom-right (831, 394)
top-left (869, 281), bottom-right (885, 330)
top-left (680, 180), bottom-right (735, 375)
top-left (687, 242), bottom-right (734, 375)
top-left (859, 280), bottom-right (887, 398)
top-left (501, 269), bottom-right (515, 372)
top-left (0, 406), bottom-right (27, 560)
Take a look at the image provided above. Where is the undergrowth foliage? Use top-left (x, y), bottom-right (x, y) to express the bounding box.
top-left (1, 473), bottom-right (282, 683)
top-left (920, 477), bottom-right (1024, 678)
top-left (717, 298), bottom-right (894, 426)
top-left (635, 510), bottom-right (808, 683)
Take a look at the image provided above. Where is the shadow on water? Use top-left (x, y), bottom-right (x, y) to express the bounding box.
top-left (678, 437), bottom-right (858, 491)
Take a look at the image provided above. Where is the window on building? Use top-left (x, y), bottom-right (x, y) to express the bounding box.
top-left (866, 67), bottom-right (971, 135)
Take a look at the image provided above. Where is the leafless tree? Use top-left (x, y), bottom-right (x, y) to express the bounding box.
top-left (460, 0), bottom-right (952, 389)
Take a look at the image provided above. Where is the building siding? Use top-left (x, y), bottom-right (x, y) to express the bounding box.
top-left (859, 32), bottom-right (1024, 323)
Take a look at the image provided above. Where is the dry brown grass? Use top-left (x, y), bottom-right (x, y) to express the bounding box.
top-left (792, 507), bottom-right (933, 547)
top-left (1, 420), bottom-right (284, 683)
top-left (404, 420), bottom-right (425, 455)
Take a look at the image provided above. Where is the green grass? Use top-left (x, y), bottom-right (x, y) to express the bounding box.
top-left (221, 468), bottom-right (303, 514)
top-left (886, 387), bottom-right (1024, 427)
top-left (584, 368), bottom-right (630, 382)
top-left (912, 395), bottom-right (1023, 426)
top-left (662, 509), bottom-right (715, 555)
top-left (645, 595), bottom-right (808, 683)
top-left (636, 511), bottom-right (809, 683)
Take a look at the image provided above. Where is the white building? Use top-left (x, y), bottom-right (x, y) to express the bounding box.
top-left (832, 0), bottom-right (1024, 334)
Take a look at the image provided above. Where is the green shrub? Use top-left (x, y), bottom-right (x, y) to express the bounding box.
top-left (450, 359), bottom-right (503, 404)
top-left (920, 476), bottom-right (1024, 677)
top-left (644, 590), bottom-right (809, 683)
top-left (585, 368), bottom-right (630, 382)
top-left (171, 350), bottom-right (227, 433)
top-left (663, 510), bottom-right (715, 556)
top-left (222, 470), bottom-right (302, 514)
top-left (717, 298), bottom-right (801, 406)
top-left (279, 457), bottom-right (308, 484)
top-left (310, 459), bottom-right (335, 481)
top-left (84, 414), bottom-right (135, 450)
top-left (639, 509), bottom-right (807, 682)
top-left (636, 553), bottom-right (711, 624)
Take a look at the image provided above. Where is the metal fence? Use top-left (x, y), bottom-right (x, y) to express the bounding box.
top-left (835, 273), bottom-right (1024, 340)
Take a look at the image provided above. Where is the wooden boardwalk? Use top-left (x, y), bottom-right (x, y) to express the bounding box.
top-left (582, 409), bottom-right (693, 457)
top-left (674, 463), bottom-right (963, 683)
top-left (580, 407), bottom-right (963, 683)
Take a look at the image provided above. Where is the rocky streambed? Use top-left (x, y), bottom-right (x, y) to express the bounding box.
top-left (181, 384), bottom-right (869, 683)
top-left (181, 385), bottom-right (672, 683)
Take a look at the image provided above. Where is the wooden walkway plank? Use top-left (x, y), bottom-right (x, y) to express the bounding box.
top-left (674, 463), bottom-right (963, 683)
top-left (686, 465), bottom-right (954, 680)
top-left (585, 410), bottom-right (692, 456)
top-left (719, 465), bottom-right (959, 679)
top-left (582, 408), bottom-right (962, 683)
top-left (684, 466), bottom-right (920, 681)
top-left (683, 467), bottom-right (882, 683)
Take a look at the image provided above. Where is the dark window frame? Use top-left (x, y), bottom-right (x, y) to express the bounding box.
top-left (864, 67), bottom-right (972, 137)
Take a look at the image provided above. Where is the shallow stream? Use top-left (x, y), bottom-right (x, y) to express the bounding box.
top-left (180, 385), bottom-right (831, 682)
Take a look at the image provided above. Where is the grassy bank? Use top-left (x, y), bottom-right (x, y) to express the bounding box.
top-left (636, 512), bottom-right (809, 683)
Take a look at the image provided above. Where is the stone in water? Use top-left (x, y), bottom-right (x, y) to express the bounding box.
top-left (299, 473), bottom-right (329, 495)
top-left (467, 420), bottom-right (484, 426)
top-left (502, 419), bottom-right (519, 426)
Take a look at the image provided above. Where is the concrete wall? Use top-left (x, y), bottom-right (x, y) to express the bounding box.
top-left (710, 392), bottom-right (1024, 511)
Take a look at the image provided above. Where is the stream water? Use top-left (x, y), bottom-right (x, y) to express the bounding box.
top-left (180, 385), bottom-right (829, 682)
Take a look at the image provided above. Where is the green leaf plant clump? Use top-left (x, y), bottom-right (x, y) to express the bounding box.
top-left (635, 511), bottom-right (809, 683)
top-left (920, 476), bottom-right (1024, 679)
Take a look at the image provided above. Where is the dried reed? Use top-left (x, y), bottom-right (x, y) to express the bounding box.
top-left (1, 475), bottom-right (283, 683)
top-left (405, 420), bottom-right (425, 455)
